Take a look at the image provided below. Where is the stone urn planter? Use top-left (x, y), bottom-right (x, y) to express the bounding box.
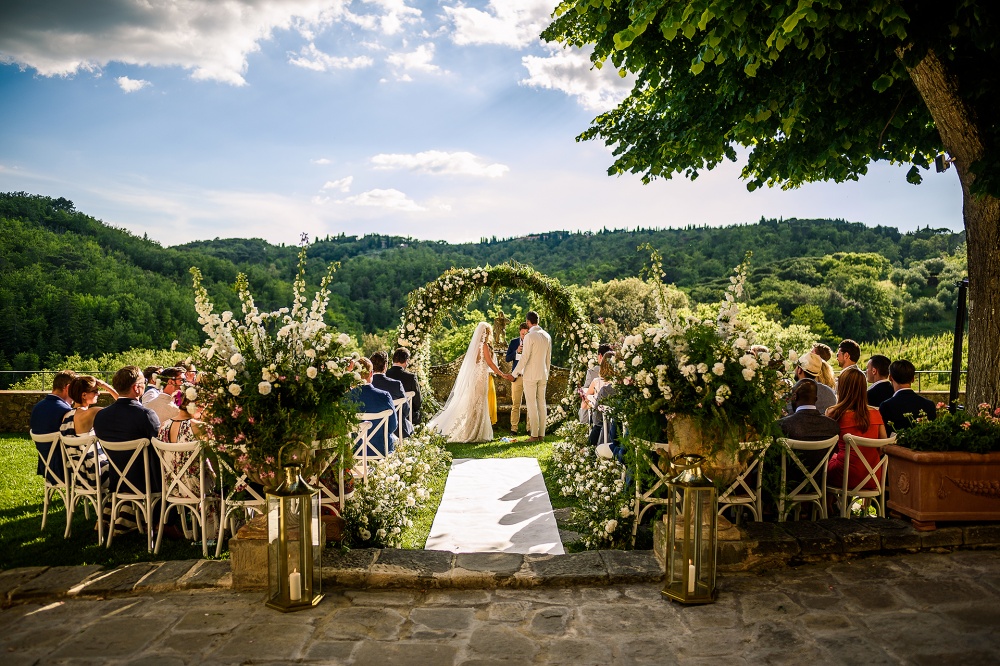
top-left (667, 416), bottom-right (744, 489)
top-left (885, 444), bottom-right (1000, 531)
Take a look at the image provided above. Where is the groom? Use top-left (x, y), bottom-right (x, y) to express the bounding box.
top-left (513, 311), bottom-right (552, 442)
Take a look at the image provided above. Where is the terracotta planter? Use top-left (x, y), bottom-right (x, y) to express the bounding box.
top-left (885, 444), bottom-right (1000, 531)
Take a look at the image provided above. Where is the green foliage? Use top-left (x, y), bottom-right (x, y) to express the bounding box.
top-left (897, 403), bottom-right (1000, 453)
top-left (10, 348), bottom-right (182, 390)
top-left (572, 277), bottom-right (688, 342)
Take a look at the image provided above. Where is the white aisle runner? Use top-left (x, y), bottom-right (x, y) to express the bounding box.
top-left (425, 458), bottom-right (565, 554)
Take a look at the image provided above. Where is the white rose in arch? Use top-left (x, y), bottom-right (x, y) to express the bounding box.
top-left (258, 381), bottom-right (272, 395)
top-left (228, 383), bottom-right (242, 396)
top-left (306, 366), bottom-right (318, 379)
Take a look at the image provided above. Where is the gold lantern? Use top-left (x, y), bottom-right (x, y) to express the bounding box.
top-left (662, 454), bottom-right (717, 604)
top-left (266, 465), bottom-right (323, 611)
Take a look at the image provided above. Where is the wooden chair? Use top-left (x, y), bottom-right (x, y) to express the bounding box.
top-left (30, 430), bottom-right (70, 536)
top-left (61, 433), bottom-right (107, 543)
top-left (830, 434), bottom-right (897, 518)
top-left (718, 441), bottom-right (771, 523)
top-left (152, 437), bottom-right (216, 557)
top-left (778, 435), bottom-right (840, 521)
top-left (102, 438), bottom-right (161, 552)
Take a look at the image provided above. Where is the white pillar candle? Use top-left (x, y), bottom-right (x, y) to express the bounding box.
top-left (289, 569), bottom-right (302, 602)
top-left (687, 561), bottom-right (696, 594)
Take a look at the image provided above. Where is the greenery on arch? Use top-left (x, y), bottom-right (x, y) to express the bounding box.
top-left (396, 262), bottom-right (599, 420)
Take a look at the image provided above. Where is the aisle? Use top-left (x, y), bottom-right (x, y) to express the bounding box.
top-left (425, 457), bottom-right (565, 554)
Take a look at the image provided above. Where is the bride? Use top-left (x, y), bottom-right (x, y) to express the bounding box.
top-left (428, 321), bottom-right (513, 443)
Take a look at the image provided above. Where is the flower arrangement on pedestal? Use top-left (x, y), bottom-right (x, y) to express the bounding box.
top-left (612, 251), bottom-right (788, 457)
top-left (190, 242), bottom-right (360, 487)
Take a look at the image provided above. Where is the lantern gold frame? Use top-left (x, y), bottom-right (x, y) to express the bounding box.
top-left (266, 465), bottom-right (324, 612)
top-left (662, 454), bottom-right (718, 604)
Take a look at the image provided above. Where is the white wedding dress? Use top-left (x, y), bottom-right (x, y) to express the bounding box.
top-left (428, 322), bottom-right (495, 443)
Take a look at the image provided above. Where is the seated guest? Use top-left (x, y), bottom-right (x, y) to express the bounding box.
top-left (865, 354), bottom-right (893, 407)
top-left (94, 366), bottom-right (162, 531)
top-left (141, 366), bottom-right (163, 402)
top-left (29, 370), bottom-right (77, 482)
top-left (386, 347), bottom-right (422, 426)
top-left (778, 379), bottom-right (840, 485)
top-left (60, 375), bottom-right (118, 529)
top-left (174, 359), bottom-right (198, 384)
top-left (826, 368), bottom-right (887, 493)
top-left (350, 358), bottom-right (398, 456)
top-left (587, 357), bottom-right (618, 448)
top-left (880, 359), bottom-right (937, 434)
top-left (579, 343), bottom-right (613, 424)
top-left (143, 367), bottom-right (183, 423)
top-left (370, 351), bottom-right (412, 438)
top-left (810, 343), bottom-right (837, 390)
top-left (790, 352), bottom-right (837, 414)
top-left (835, 339), bottom-right (863, 392)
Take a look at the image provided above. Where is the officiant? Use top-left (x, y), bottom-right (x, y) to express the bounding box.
top-left (506, 322), bottom-right (531, 435)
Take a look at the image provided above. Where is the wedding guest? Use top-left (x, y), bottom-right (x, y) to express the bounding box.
top-left (94, 366), bottom-right (162, 531)
top-left (174, 359), bottom-right (198, 383)
top-left (579, 344), bottom-right (613, 424)
top-left (30, 370), bottom-right (77, 482)
top-left (586, 356), bottom-right (617, 448)
top-left (506, 323), bottom-right (531, 434)
top-left (141, 366), bottom-right (163, 401)
top-left (826, 368), bottom-right (887, 494)
top-left (778, 379), bottom-right (840, 485)
top-left (791, 352), bottom-right (837, 414)
top-left (810, 343), bottom-right (837, 390)
top-left (386, 347), bottom-right (422, 426)
top-left (835, 339), bottom-right (863, 392)
top-left (143, 367), bottom-right (184, 423)
top-left (60, 375), bottom-right (118, 531)
top-left (158, 382), bottom-right (219, 538)
top-left (350, 357), bottom-right (398, 456)
top-left (865, 354), bottom-right (893, 407)
top-left (880, 359), bottom-right (937, 434)
top-left (370, 351), bottom-right (412, 438)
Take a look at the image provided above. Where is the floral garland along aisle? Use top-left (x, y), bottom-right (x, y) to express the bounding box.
top-left (396, 262), bottom-right (599, 427)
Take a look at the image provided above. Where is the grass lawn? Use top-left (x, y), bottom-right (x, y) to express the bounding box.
top-left (1, 433), bottom-right (220, 570)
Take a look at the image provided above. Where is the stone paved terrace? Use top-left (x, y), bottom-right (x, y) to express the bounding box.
top-left (2, 550), bottom-right (999, 664)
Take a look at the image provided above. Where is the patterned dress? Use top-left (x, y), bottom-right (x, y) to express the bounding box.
top-left (158, 418), bottom-right (220, 539)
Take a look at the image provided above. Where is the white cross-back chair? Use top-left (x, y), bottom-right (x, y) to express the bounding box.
top-left (217, 456), bottom-right (266, 557)
top-left (354, 409), bottom-right (394, 478)
top-left (718, 441), bottom-right (771, 524)
top-left (632, 440), bottom-right (672, 547)
top-left (778, 435), bottom-right (840, 521)
top-left (830, 434), bottom-right (896, 518)
top-left (102, 438), bottom-right (161, 552)
top-left (404, 391), bottom-right (415, 422)
top-left (392, 396), bottom-right (408, 442)
top-left (151, 437), bottom-right (215, 557)
top-left (315, 423), bottom-right (369, 516)
top-left (30, 430), bottom-right (71, 536)
top-left (61, 433), bottom-right (106, 542)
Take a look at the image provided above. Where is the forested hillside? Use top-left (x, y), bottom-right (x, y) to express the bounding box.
top-left (1, 191), bottom-right (967, 382)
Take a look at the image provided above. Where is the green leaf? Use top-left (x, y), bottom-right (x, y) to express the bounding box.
top-left (744, 61), bottom-right (759, 77)
top-left (683, 23), bottom-right (696, 39)
top-left (781, 12), bottom-right (802, 33)
top-left (872, 74), bottom-right (894, 92)
top-left (906, 166), bottom-right (923, 185)
top-left (691, 60), bottom-right (705, 75)
top-left (698, 9), bottom-right (715, 31)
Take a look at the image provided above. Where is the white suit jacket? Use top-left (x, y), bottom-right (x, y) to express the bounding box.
top-left (515, 325), bottom-right (552, 382)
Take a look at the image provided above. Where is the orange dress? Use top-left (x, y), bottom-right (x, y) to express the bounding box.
top-left (827, 408), bottom-right (884, 490)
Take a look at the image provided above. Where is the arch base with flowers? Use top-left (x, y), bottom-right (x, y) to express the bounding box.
top-left (397, 262), bottom-right (599, 426)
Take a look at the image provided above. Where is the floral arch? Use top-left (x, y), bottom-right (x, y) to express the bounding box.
top-left (396, 262), bottom-right (599, 422)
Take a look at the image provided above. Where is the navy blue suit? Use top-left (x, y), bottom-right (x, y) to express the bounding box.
top-left (880, 389), bottom-right (937, 434)
top-left (351, 384), bottom-right (398, 456)
top-left (386, 365), bottom-right (422, 425)
top-left (867, 381), bottom-right (894, 407)
top-left (94, 398), bottom-right (162, 493)
top-left (506, 337), bottom-right (522, 371)
top-left (372, 373), bottom-right (413, 437)
top-left (30, 394), bottom-right (72, 480)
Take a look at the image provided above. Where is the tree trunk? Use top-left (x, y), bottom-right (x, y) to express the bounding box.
top-left (899, 47), bottom-right (1000, 407)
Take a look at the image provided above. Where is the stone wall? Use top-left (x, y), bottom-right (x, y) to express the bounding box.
top-left (0, 391), bottom-right (114, 433)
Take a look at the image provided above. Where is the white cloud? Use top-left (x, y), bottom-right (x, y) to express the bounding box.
top-left (442, 0), bottom-right (553, 48)
top-left (386, 43), bottom-right (442, 81)
top-left (337, 188), bottom-right (425, 211)
top-left (371, 151), bottom-right (508, 178)
top-left (288, 43), bottom-right (373, 71)
top-left (521, 47), bottom-right (633, 111)
top-left (322, 176), bottom-right (353, 192)
top-left (0, 0), bottom-right (356, 85)
top-left (116, 76), bottom-right (150, 93)
top-left (311, 157), bottom-right (332, 165)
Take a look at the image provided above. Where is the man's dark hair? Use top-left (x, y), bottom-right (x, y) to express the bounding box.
top-left (598, 344), bottom-right (613, 356)
top-left (789, 379), bottom-right (818, 408)
top-left (519, 322), bottom-right (530, 331)
top-left (392, 348), bottom-right (410, 364)
top-left (868, 354), bottom-right (891, 378)
top-left (159, 366), bottom-right (184, 380)
top-left (812, 343), bottom-right (832, 362)
top-left (370, 351), bottom-right (388, 373)
top-left (838, 339), bottom-right (861, 362)
top-left (51, 370), bottom-right (77, 392)
top-left (889, 359), bottom-right (916, 385)
top-left (526, 311), bottom-right (539, 325)
top-left (111, 366), bottom-right (143, 394)
top-left (142, 366), bottom-right (163, 384)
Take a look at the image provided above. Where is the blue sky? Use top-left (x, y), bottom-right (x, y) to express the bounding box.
top-left (0, 0), bottom-right (964, 247)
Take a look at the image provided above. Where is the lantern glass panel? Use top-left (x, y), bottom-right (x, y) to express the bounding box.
top-left (663, 455), bottom-right (718, 604)
top-left (266, 466), bottom-right (324, 612)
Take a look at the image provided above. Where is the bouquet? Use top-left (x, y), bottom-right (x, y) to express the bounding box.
top-left (190, 241), bottom-right (361, 487)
